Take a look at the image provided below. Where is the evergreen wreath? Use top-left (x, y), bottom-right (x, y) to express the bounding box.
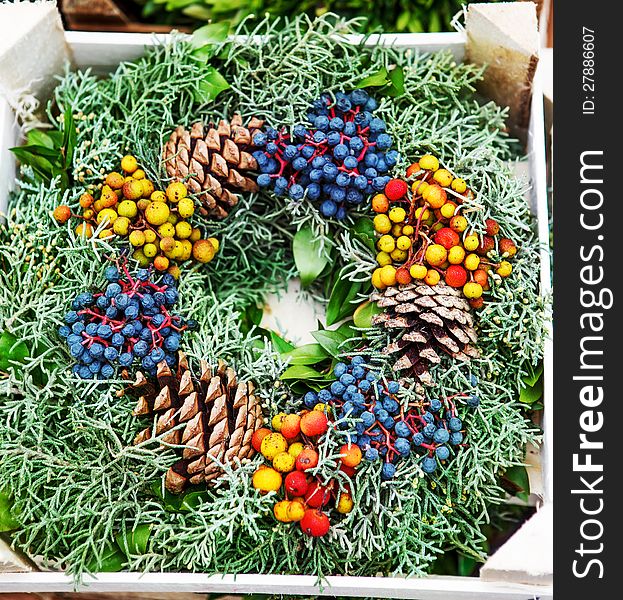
top-left (0, 15), bottom-right (548, 580)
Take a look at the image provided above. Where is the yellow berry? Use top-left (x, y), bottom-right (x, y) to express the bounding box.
top-left (158, 222), bottom-right (176, 238)
top-left (464, 253), bottom-right (481, 271)
top-left (373, 214), bottom-right (392, 234)
top-left (117, 200), bottom-right (138, 219)
top-left (388, 207), bottom-right (406, 223)
top-left (419, 154), bottom-right (439, 171)
top-left (137, 199), bottom-right (150, 212)
top-left (371, 268), bottom-right (386, 289)
top-left (376, 251), bottom-right (392, 267)
top-left (143, 229), bottom-right (157, 243)
top-left (273, 451), bottom-right (296, 473)
top-left (451, 178), bottom-right (467, 193)
top-left (121, 155), bottom-right (138, 173)
top-left (83, 209), bottom-right (94, 220)
top-left (143, 243), bottom-right (158, 258)
top-left (425, 244), bottom-right (447, 267)
top-left (252, 467), bottom-right (282, 493)
top-left (396, 235), bottom-right (411, 250)
top-left (448, 246), bottom-right (466, 265)
top-left (192, 239), bottom-right (216, 263)
top-left (496, 260), bottom-right (513, 277)
top-left (132, 168), bottom-right (146, 180)
top-left (314, 403), bottom-right (328, 412)
top-left (99, 185), bottom-right (118, 208)
top-left (207, 237), bottom-right (219, 252)
top-left (287, 500), bottom-right (306, 522)
top-left (464, 234), bottom-right (479, 251)
top-left (105, 172), bottom-right (125, 190)
top-left (410, 264), bottom-right (428, 279)
top-left (425, 269), bottom-right (441, 285)
top-left (414, 206), bottom-right (430, 221)
top-left (145, 201), bottom-right (170, 226)
top-left (402, 225), bottom-right (414, 236)
top-left (151, 190), bottom-right (167, 202)
top-left (189, 227), bottom-right (202, 243)
top-left (273, 500), bottom-right (292, 522)
top-left (129, 230), bottom-right (146, 247)
top-left (166, 182), bottom-right (188, 203)
top-left (413, 180), bottom-right (429, 196)
top-left (132, 248), bottom-right (150, 267)
top-left (96, 208), bottom-right (118, 225)
top-left (288, 442), bottom-right (304, 458)
top-left (113, 216), bottom-right (130, 236)
top-left (153, 255), bottom-right (170, 271)
top-left (450, 215), bottom-right (468, 233)
top-left (179, 239), bottom-right (193, 261)
top-left (160, 237), bottom-right (176, 253)
top-left (391, 224), bottom-right (403, 238)
top-left (336, 492), bottom-right (354, 514)
top-left (122, 179), bottom-right (144, 201)
top-left (167, 265), bottom-right (181, 280)
top-left (463, 282), bottom-right (483, 298)
top-left (440, 202), bottom-right (456, 219)
top-left (379, 265), bottom-right (397, 287)
top-left (433, 169), bottom-right (453, 187)
top-left (390, 248), bottom-right (407, 262)
top-left (271, 413), bottom-right (287, 431)
top-left (177, 197), bottom-right (195, 218)
top-left (377, 234), bottom-right (396, 253)
top-left (175, 221), bottom-right (193, 239)
top-left (261, 432), bottom-right (288, 460)
top-left (140, 179), bottom-right (155, 197)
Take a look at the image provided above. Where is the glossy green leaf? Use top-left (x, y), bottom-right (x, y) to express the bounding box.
top-left (523, 363), bottom-right (544, 387)
top-left (356, 66), bottom-right (390, 89)
top-left (0, 490), bottom-right (19, 532)
top-left (326, 277), bottom-right (361, 326)
top-left (191, 21), bottom-right (230, 47)
top-left (62, 107), bottom-right (76, 168)
top-left (353, 300), bottom-right (383, 329)
top-left (194, 67), bottom-right (230, 103)
top-left (384, 66), bottom-right (405, 97)
top-left (280, 365), bottom-right (324, 380)
top-left (0, 331), bottom-right (30, 371)
top-left (311, 329), bottom-right (348, 357)
top-left (292, 226), bottom-right (329, 287)
top-left (351, 217), bottom-right (376, 253)
top-left (269, 331), bottom-right (295, 353)
top-left (281, 343), bottom-right (329, 365)
top-left (26, 129), bottom-right (55, 149)
top-left (86, 544), bottom-right (126, 573)
top-left (503, 465), bottom-right (530, 502)
top-left (115, 524), bottom-right (152, 556)
top-left (180, 490), bottom-right (209, 512)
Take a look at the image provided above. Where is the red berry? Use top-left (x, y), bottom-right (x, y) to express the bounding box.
top-left (300, 509), bottom-right (330, 537)
top-left (300, 411), bottom-right (328, 437)
top-left (285, 471), bottom-right (309, 496)
top-left (433, 227), bottom-right (460, 250)
top-left (295, 447), bottom-right (319, 471)
top-left (405, 162), bottom-right (420, 177)
top-left (395, 267), bottom-right (412, 285)
top-left (499, 237), bottom-right (518, 257)
top-left (476, 235), bottom-right (495, 256)
top-left (384, 178), bottom-right (408, 201)
top-left (251, 428), bottom-right (272, 453)
top-left (339, 463), bottom-right (356, 477)
top-left (485, 218), bottom-right (500, 236)
top-left (469, 297), bottom-right (485, 309)
top-left (445, 265), bottom-right (468, 288)
top-left (305, 481), bottom-right (332, 508)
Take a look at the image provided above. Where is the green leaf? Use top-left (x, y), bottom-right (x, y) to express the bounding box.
top-left (280, 365), bottom-right (324, 380)
top-left (353, 300), bottom-right (383, 329)
top-left (356, 66), bottom-right (390, 89)
top-left (384, 66), bottom-right (405, 97)
top-left (292, 226), bottom-right (329, 287)
top-left (0, 490), bottom-right (19, 532)
top-left (311, 329), bottom-right (348, 357)
top-left (62, 106), bottom-right (76, 168)
top-left (281, 343), bottom-right (329, 365)
top-left (326, 277), bottom-right (361, 326)
top-left (519, 380), bottom-right (543, 404)
top-left (503, 465), bottom-right (530, 502)
top-left (115, 524), bottom-right (152, 556)
top-left (86, 544), bottom-right (126, 573)
top-left (193, 67), bottom-right (230, 103)
top-left (151, 480), bottom-right (183, 512)
top-left (10, 143), bottom-right (63, 162)
top-left (523, 363), bottom-right (544, 387)
top-left (26, 129), bottom-right (55, 149)
top-left (351, 217), bottom-right (376, 253)
top-left (269, 331), bottom-right (295, 353)
top-left (191, 22), bottom-right (230, 47)
top-left (0, 331), bottom-right (30, 371)
top-left (180, 490), bottom-right (209, 511)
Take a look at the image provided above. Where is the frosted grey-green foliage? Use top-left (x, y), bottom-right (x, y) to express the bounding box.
top-left (0, 14), bottom-right (545, 579)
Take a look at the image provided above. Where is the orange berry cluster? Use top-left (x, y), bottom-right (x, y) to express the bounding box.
top-left (369, 154), bottom-right (518, 308)
top-left (52, 155), bottom-right (219, 278)
top-left (250, 406), bottom-right (361, 537)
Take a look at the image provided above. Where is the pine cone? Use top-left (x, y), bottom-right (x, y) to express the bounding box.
top-left (163, 115), bottom-right (264, 219)
top-left (130, 352), bottom-right (263, 493)
top-left (371, 282), bottom-right (479, 385)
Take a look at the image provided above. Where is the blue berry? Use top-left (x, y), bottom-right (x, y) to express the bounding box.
top-left (387, 381), bottom-right (400, 394)
top-left (253, 132), bottom-right (267, 146)
top-left (320, 200), bottom-right (337, 217)
top-left (430, 399), bottom-right (443, 413)
top-left (395, 421), bottom-right (411, 438)
top-left (104, 266), bottom-right (119, 282)
top-left (58, 325), bottom-right (71, 338)
top-left (436, 445), bottom-right (450, 460)
top-left (448, 417), bottom-right (462, 432)
top-left (64, 311), bottom-right (80, 324)
top-left (69, 343), bottom-right (84, 358)
top-left (141, 356), bottom-right (155, 370)
top-left (423, 424), bottom-right (436, 438)
top-left (106, 283), bottom-right (122, 298)
top-left (421, 457), bottom-right (437, 474)
top-left (119, 352), bottom-right (133, 367)
top-left (376, 133), bottom-right (392, 150)
top-left (381, 462), bottom-right (397, 480)
top-left (422, 412), bottom-right (434, 424)
top-left (164, 334), bottom-right (180, 352)
top-left (97, 324), bottom-right (112, 339)
top-left (365, 447), bottom-right (379, 461)
top-left (104, 347), bottom-right (118, 361)
top-left (450, 432), bottom-right (464, 445)
top-left (134, 341), bottom-right (149, 357)
top-left (318, 389), bottom-right (332, 402)
top-left (101, 364), bottom-right (114, 378)
top-left (395, 437), bottom-right (411, 456)
top-left (467, 395), bottom-right (480, 407)
top-left (78, 366), bottom-right (92, 379)
top-left (257, 173), bottom-right (271, 187)
top-left (343, 121), bottom-right (357, 136)
top-left (304, 391), bottom-right (318, 408)
top-left (86, 323), bottom-right (98, 336)
top-left (360, 411), bottom-right (375, 427)
top-left (340, 373), bottom-right (355, 386)
top-left (413, 432), bottom-right (425, 446)
top-left (433, 428), bottom-right (450, 444)
top-left (150, 347), bottom-right (165, 363)
top-left (358, 434), bottom-right (371, 448)
top-left (358, 380), bottom-right (371, 392)
top-left (330, 381), bottom-right (346, 396)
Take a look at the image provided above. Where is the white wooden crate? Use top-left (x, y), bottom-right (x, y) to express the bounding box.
top-left (0, 31), bottom-right (552, 598)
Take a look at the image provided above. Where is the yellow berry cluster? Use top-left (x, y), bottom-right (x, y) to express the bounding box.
top-left (54, 155), bottom-right (219, 278)
top-left (369, 154), bottom-right (518, 308)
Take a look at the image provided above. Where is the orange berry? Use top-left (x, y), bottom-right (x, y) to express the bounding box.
top-left (433, 227), bottom-right (460, 250)
top-left (445, 265), bottom-right (468, 288)
top-left (53, 205), bottom-right (71, 224)
top-left (300, 411), bottom-right (328, 437)
top-left (371, 193), bottom-right (390, 213)
top-left (473, 269), bottom-right (489, 287)
top-left (499, 238), bottom-right (518, 257)
top-left (153, 256), bottom-right (170, 271)
top-left (105, 171), bottom-right (125, 189)
top-left (395, 267), bottom-right (412, 285)
top-left (251, 427), bottom-right (272, 453)
top-left (295, 447), bottom-right (319, 471)
top-left (75, 222), bottom-right (93, 238)
top-left (425, 269), bottom-right (441, 286)
top-left (405, 162), bottom-right (421, 177)
top-left (450, 215), bottom-right (468, 233)
top-left (469, 297), bottom-right (485, 309)
top-left (339, 443), bottom-right (362, 468)
top-left (79, 192), bottom-right (94, 208)
top-left (300, 508), bottom-right (330, 537)
top-left (485, 218), bottom-right (500, 236)
top-left (281, 414), bottom-right (302, 440)
top-left (422, 184), bottom-right (447, 209)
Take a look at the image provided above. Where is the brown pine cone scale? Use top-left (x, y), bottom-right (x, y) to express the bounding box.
top-left (131, 352), bottom-right (263, 493)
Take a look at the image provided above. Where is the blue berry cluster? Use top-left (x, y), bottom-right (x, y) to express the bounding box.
top-left (303, 357), bottom-right (479, 479)
top-left (59, 264), bottom-right (193, 380)
top-left (253, 90), bottom-right (398, 220)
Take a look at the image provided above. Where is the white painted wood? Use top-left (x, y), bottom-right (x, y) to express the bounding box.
top-left (0, 538), bottom-right (32, 573)
top-left (0, 572), bottom-right (552, 598)
top-left (0, 30), bottom-right (552, 595)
